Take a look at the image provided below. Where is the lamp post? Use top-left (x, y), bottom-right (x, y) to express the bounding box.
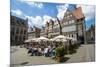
top-left (83, 17), bottom-right (87, 44)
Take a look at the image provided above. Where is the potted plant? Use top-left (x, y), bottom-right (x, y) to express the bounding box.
top-left (55, 42), bottom-right (65, 62)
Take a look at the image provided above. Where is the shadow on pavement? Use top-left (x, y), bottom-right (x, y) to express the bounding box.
top-left (61, 57), bottom-right (70, 63)
top-left (20, 62), bottom-right (29, 65)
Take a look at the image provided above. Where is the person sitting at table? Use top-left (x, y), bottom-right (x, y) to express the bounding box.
top-left (28, 46), bottom-right (32, 54)
top-left (31, 46), bottom-right (35, 56)
top-left (44, 47), bottom-right (49, 57)
top-left (51, 47), bottom-right (56, 58)
top-left (41, 46), bottom-right (45, 56)
top-left (37, 46), bottom-right (42, 56)
top-left (34, 46), bottom-right (38, 56)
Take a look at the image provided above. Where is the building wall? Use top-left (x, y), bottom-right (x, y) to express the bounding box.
top-left (61, 10), bottom-right (78, 40)
top-left (28, 27), bottom-right (41, 39)
top-left (86, 25), bottom-right (95, 43)
top-left (10, 15), bottom-right (28, 46)
top-left (40, 29), bottom-right (47, 37)
top-left (44, 7), bottom-right (84, 43)
top-left (28, 32), bottom-right (35, 39)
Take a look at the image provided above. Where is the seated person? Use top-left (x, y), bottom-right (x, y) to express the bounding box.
top-left (34, 47), bottom-right (38, 56)
top-left (44, 47), bottom-right (49, 57)
top-left (28, 46), bottom-right (32, 54)
top-left (37, 47), bottom-right (42, 56)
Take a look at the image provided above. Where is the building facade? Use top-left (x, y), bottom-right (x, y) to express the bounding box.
top-left (34, 27), bottom-right (41, 38)
top-left (28, 31), bottom-right (35, 39)
top-left (10, 15), bottom-right (28, 46)
top-left (62, 7), bottom-right (85, 43)
top-left (86, 24), bottom-right (95, 43)
top-left (28, 27), bottom-right (41, 39)
top-left (44, 7), bottom-right (85, 43)
top-left (40, 26), bottom-right (47, 37)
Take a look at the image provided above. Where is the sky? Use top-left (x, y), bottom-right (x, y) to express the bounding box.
top-left (11, 0), bottom-right (95, 30)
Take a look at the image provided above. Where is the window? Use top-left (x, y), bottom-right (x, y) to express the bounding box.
top-left (72, 34), bottom-right (73, 37)
top-left (64, 16), bottom-right (67, 19)
top-left (11, 27), bottom-right (15, 35)
top-left (69, 21), bottom-right (71, 24)
top-left (19, 36), bottom-right (21, 41)
top-left (67, 21), bottom-right (69, 25)
top-left (15, 36), bottom-right (18, 41)
top-left (67, 11), bottom-right (69, 14)
top-left (72, 20), bottom-right (75, 23)
top-left (11, 31), bottom-right (14, 35)
top-left (62, 25), bottom-right (76, 32)
top-left (16, 28), bottom-right (19, 34)
top-left (73, 34), bottom-right (76, 38)
top-left (23, 36), bottom-right (26, 41)
top-left (11, 17), bottom-right (15, 23)
top-left (17, 19), bottom-right (19, 23)
top-left (20, 29), bottom-right (23, 34)
top-left (24, 30), bottom-right (26, 34)
top-left (69, 20), bottom-right (74, 24)
top-left (68, 21), bottom-right (69, 24)
top-left (70, 34), bottom-right (72, 37)
top-left (70, 14), bottom-right (72, 17)
top-left (53, 28), bottom-right (59, 32)
top-left (67, 15), bottom-right (70, 19)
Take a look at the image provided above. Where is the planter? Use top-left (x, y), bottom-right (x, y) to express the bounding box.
top-left (55, 42), bottom-right (65, 62)
top-left (56, 56), bottom-right (64, 63)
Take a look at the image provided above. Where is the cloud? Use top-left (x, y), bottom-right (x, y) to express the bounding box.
top-left (18, 0), bottom-right (43, 8)
top-left (25, 15), bottom-right (55, 28)
top-left (43, 15), bottom-right (52, 23)
top-left (25, 15), bottom-right (43, 28)
top-left (11, 10), bottom-right (54, 28)
top-left (56, 4), bottom-right (69, 20)
top-left (77, 5), bottom-right (95, 21)
top-left (11, 9), bottom-right (23, 16)
top-left (43, 15), bottom-right (56, 25)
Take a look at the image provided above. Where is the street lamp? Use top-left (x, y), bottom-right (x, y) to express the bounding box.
top-left (83, 16), bottom-right (87, 44)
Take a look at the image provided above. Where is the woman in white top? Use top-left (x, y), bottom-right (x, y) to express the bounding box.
top-left (44, 47), bottom-right (49, 57)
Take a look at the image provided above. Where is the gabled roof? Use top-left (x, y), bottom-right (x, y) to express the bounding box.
top-left (72, 7), bottom-right (84, 20)
top-left (11, 15), bottom-right (28, 26)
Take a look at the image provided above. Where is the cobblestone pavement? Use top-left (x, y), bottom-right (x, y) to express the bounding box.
top-left (10, 44), bottom-right (95, 66)
top-left (66, 44), bottom-right (95, 63)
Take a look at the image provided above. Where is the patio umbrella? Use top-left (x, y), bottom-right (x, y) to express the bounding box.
top-left (24, 39), bottom-right (32, 43)
top-left (49, 39), bottom-right (53, 41)
top-left (53, 35), bottom-right (67, 41)
top-left (31, 38), bottom-right (38, 42)
top-left (52, 35), bottom-right (67, 43)
top-left (54, 35), bottom-right (66, 39)
top-left (37, 36), bottom-right (49, 41)
top-left (50, 38), bottom-right (56, 41)
top-left (54, 38), bottom-right (61, 42)
top-left (62, 39), bottom-right (67, 42)
top-left (66, 37), bottom-right (76, 41)
top-left (24, 40), bottom-right (29, 42)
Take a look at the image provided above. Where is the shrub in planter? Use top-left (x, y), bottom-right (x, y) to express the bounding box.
top-left (64, 46), bottom-right (68, 54)
top-left (55, 42), bottom-right (65, 62)
top-left (74, 42), bottom-right (81, 49)
top-left (73, 43), bottom-right (79, 49)
top-left (69, 45), bottom-right (74, 51)
top-left (68, 44), bottom-right (76, 54)
top-left (68, 42), bottom-right (81, 54)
